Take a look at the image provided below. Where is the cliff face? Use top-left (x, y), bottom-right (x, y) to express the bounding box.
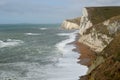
top-left (79, 8), bottom-right (93, 35)
top-left (78, 7), bottom-right (120, 80)
top-left (87, 32), bottom-right (120, 80)
top-left (62, 6), bottom-right (120, 80)
top-left (61, 17), bottom-right (80, 30)
top-left (79, 15), bottom-right (120, 53)
top-left (79, 7), bottom-right (120, 53)
top-left (79, 7), bottom-right (120, 35)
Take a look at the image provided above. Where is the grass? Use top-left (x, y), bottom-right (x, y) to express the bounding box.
top-left (102, 33), bottom-right (120, 58)
top-left (86, 7), bottom-right (120, 25)
top-left (85, 15), bottom-right (120, 38)
top-left (66, 17), bottom-right (81, 25)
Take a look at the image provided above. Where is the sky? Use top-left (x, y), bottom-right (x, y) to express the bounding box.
top-left (0, 0), bottom-right (120, 24)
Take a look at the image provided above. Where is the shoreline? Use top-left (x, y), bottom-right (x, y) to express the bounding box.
top-left (72, 33), bottom-right (96, 80)
top-left (74, 41), bottom-right (96, 67)
top-left (56, 30), bottom-right (88, 80)
top-left (72, 33), bottom-right (96, 67)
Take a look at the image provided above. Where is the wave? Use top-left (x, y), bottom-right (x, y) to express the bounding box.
top-left (0, 39), bottom-right (24, 48)
top-left (56, 33), bottom-right (70, 36)
top-left (56, 31), bottom-right (78, 52)
top-left (55, 30), bottom-right (88, 79)
top-left (39, 28), bottom-right (47, 30)
top-left (24, 33), bottom-right (41, 36)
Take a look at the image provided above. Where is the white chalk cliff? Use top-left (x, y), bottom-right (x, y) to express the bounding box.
top-left (61, 17), bottom-right (80, 30)
top-left (78, 7), bottom-right (120, 53)
top-left (79, 8), bottom-right (93, 35)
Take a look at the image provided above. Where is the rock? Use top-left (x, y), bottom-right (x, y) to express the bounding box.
top-left (79, 7), bottom-right (120, 53)
top-left (61, 17), bottom-right (81, 30)
top-left (79, 8), bottom-right (93, 35)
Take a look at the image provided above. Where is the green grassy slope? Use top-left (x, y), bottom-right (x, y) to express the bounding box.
top-left (86, 7), bottom-right (120, 25)
top-left (66, 17), bottom-right (81, 25)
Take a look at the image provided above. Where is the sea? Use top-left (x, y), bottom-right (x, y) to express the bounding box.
top-left (0, 24), bottom-right (88, 80)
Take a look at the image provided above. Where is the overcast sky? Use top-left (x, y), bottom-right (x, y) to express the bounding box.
top-left (0, 0), bottom-right (120, 24)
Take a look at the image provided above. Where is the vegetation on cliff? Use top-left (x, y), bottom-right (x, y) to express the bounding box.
top-left (66, 17), bottom-right (81, 26)
top-left (86, 7), bottom-right (120, 25)
top-left (61, 17), bottom-right (81, 30)
top-left (87, 33), bottom-right (120, 80)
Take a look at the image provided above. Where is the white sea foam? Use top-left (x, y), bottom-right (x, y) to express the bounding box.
top-left (56, 31), bottom-right (77, 52)
top-left (56, 33), bottom-right (70, 36)
top-left (55, 30), bottom-right (88, 80)
top-left (25, 33), bottom-right (41, 36)
top-left (39, 28), bottom-right (47, 30)
top-left (0, 39), bottom-right (24, 48)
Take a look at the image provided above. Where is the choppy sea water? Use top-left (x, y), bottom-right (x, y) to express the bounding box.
top-left (0, 24), bottom-right (88, 80)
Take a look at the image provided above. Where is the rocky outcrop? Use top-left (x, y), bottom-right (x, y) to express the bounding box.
top-left (82, 32), bottom-right (120, 80)
top-left (79, 8), bottom-right (93, 35)
top-left (79, 16), bottom-right (120, 53)
top-left (79, 7), bottom-right (120, 53)
top-left (61, 17), bottom-right (80, 30)
top-left (79, 7), bottom-right (120, 35)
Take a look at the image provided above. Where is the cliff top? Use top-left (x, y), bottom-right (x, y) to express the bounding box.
top-left (66, 17), bottom-right (81, 26)
top-left (85, 6), bottom-right (120, 25)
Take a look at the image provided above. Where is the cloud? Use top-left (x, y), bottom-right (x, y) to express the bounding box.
top-left (0, 0), bottom-right (7, 6)
top-left (0, 0), bottom-right (120, 13)
top-left (96, 0), bottom-right (117, 3)
top-left (0, 0), bottom-right (82, 18)
top-left (0, 0), bottom-right (120, 24)
top-left (89, 0), bottom-right (120, 6)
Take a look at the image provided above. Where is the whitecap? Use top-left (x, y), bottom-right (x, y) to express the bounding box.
top-left (39, 28), bottom-right (47, 30)
top-left (25, 33), bottom-right (41, 36)
top-left (0, 39), bottom-right (24, 48)
top-left (56, 33), bottom-right (70, 36)
top-left (55, 31), bottom-right (77, 52)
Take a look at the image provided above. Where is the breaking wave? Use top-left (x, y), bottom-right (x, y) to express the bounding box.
top-left (55, 30), bottom-right (88, 80)
top-left (24, 33), bottom-right (41, 36)
top-left (39, 28), bottom-right (47, 30)
top-left (0, 39), bottom-right (24, 48)
top-left (56, 33), bottom-right (70, 36)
